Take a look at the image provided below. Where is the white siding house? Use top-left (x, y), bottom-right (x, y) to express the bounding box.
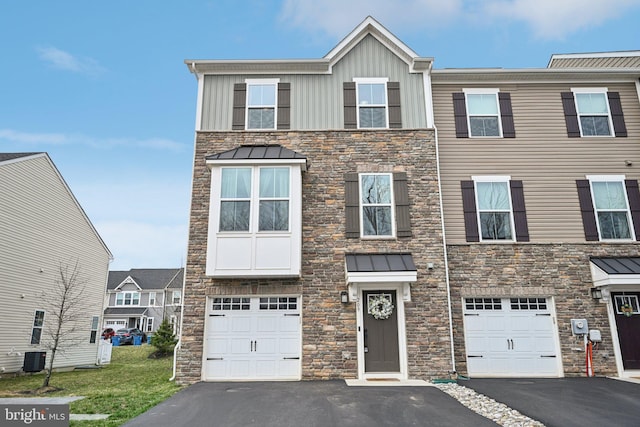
top-left (0, 153), bottom-right (112, 374)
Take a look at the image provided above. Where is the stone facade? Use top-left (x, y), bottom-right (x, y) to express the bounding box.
top-left (176, 129), bottom-right (454, 384)
top-left (447, 243), bottom-right (640, 377)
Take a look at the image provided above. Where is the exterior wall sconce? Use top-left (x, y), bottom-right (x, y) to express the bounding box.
top-left (590, 287), bottom-right (603, 300)
top-left (340, 291), bottom-right (349, 303)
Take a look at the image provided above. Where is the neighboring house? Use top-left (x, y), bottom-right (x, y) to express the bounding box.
top-left (0, 152), bottom-right (112, 374)
top-left (104, 268), bottom-right (183, 335)
top-left (176, 16), bottom-right (640, 384)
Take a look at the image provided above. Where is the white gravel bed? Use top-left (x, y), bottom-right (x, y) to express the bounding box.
top-left (434, 382), bottom-right (545, 427)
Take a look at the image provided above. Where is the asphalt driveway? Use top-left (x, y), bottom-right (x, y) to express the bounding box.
top-left (463, 377), bottom-right (640, 427)
top-left (123, 381), bottom-right (497, 427)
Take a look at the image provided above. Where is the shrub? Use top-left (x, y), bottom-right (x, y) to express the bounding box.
top-left (150, 318), bottom-right (178, 357)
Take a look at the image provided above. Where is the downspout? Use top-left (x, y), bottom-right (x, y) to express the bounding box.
top-left (423, 64), bottom-right (456, 374)
top-left (171, 66), bottom-right (203, 382)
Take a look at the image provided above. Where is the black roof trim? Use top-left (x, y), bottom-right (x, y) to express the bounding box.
top-left (345, 253), bottom-right (416, 273)
top-left (590, 257), bottom-right (640, 274)
top-left (104, 307), bottom-right (148, 316)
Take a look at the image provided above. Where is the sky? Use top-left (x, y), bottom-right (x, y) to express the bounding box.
top-left (2, 0), bottom-right (640, 270)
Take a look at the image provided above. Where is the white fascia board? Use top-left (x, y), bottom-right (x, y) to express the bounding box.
top-left (346, 271), bottom-right (417, 284)
top-left (115, 276), bottom-right (142, 290)
top-left (590, 263), bottom-right (640, 287)
top-left (206, 158), bottom-right (307, 171)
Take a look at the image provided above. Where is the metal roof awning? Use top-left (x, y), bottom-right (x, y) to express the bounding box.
top-left (345, 253), bottom-right (417, 284)
top-left (104, 307), bottom-right (148, 316)
top-left (206, 145), bottom-right (307, 171)
top-left (590, 257), bottom-right (640, 287)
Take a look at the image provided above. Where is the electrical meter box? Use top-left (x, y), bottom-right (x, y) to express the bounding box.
top-left (589, 329), bottom-right (602, 342)
top-left (571, 319), bottom-right (589, 335)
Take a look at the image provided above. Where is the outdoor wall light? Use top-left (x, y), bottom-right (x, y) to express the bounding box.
top-left (590, 287), bottom-right (603, 300)
top-left (340, 291), bottom-right (349, 303)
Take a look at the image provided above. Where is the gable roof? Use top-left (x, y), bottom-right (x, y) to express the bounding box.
top-left (107, 268), bottom-right (184, 290)
top-left (185, 16), bottom-right (432, 75)
top-left (0, 152), bottom-right (112, 260)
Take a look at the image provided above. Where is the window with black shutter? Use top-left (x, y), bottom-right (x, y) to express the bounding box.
top-left (453, 90), bottom-right (515, 138)
top-left (232, 80), bottom-right (290, 130)
top-left (562, 90), bottom-right (627, 137)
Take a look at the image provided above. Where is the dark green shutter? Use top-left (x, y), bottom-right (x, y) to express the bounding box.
top-left (393, 172), bottom-right (411, 237)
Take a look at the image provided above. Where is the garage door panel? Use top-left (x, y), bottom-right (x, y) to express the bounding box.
top-left (207, 338), bottom-right (229, 355)
top-left (231, 316), bottom-right (252, 332)
top-left (279, 337), bottom-right (300, 354)
top-left (280, 316), bottom-right (300, 331)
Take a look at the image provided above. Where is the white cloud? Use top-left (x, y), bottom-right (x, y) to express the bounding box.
top-left (0, 129), bottom-right (185, 151)
top-left (95, 220), bottom-right (188, 270)
top-left (36, 46), bottom-right (106, 76)
top-left (279, 0), bottom-right (640, 40)
top-left (482, 0), bottom-right (640, 40)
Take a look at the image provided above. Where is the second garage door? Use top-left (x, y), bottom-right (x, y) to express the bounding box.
top-left (463, 297), bottom-right (562, 377)
top-left (204, 296), bottom-right (301, 381)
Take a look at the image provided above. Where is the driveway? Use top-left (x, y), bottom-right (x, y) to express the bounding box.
top-left (463, 377), bottom-right (640, 427)
top-left (123, 381), bottom-right (497, 427)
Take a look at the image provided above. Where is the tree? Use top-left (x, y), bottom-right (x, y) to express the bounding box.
top-left (40, 261), bottom-right (88, 388)
top-left (150, 318), bottom-right (178, 357)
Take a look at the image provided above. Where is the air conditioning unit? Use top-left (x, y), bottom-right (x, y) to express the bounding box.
top-left (23, 351), bottom-right (46, 372)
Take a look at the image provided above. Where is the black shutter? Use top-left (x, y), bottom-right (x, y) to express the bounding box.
top-left (461, 180), bottom-right (479, 242)
top-left (393, 172), bottom-right (411, 237)
top-left (232, 83), bottom-right (247, 130)
top-left (625, 180), bottom-right (640, 240)
top-left (387, 82), bottom-right (402, 129)
top-left (608, 92), bottom-right (627, 137)
top-left (277, 83), bottom-right (290, 130)
top-left (345, 173), bottom-right (360, 238)
top-left (561, 92), bottom-right (581, 138)
top-left (453, 93), bottom-right (469, 138)
top-left (576, 180), bottom-right (599, 241)
top-left (510, 180), bottom-right (529, 242)
top-left (499, 92), bottom-right (516, 138)
top-left (344, 82), bottom-right (357, 129)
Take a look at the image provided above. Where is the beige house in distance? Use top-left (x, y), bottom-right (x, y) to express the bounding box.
top-left (176, 17), bottom-right (640, 384)
top-left (0, 153), bottom-right (112, 374)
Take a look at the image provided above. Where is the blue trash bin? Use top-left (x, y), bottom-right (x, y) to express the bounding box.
top-left (111, 336), bottom-right (120, 346)
top-left (147, 335), bottom-right (153, 345)
top-left (133, 335), bottom-right (142, 346)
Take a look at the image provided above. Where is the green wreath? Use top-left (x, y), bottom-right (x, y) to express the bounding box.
top-left (621, 303), bottom-right (634, 317)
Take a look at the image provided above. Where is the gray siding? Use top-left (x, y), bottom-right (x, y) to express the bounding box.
top-left (433, 82), bottom-right (640, 244)
top-left (549, 56), bottom-right (640, 68)
top-left (0, 156), bottom-right (110, 373)
top-left (200, 35), bottom-right (427, 130)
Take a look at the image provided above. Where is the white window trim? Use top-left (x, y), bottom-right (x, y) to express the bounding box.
top-left (149, 292), bottom-right (156, 306)
top-left (463, 88), bottom-right (502, 138)
top-left (172, 290), bottom-right (182, 306)
top-left (354, 77), bottom-right (389, 130)
top-left (571, 87), bottom-right (614, 137)
top-left (217, 166), bottom-right (293, 234)
top-left (170, 315), bottom-right (178, 334)
top-left (586, 174), bottom-right (635, 241)
top-left (146, 318), bottom-right (154, 332)
top-left (90, 315), bottom-right (99, 343)
top-left (245, 78), bottom-right (279, 130)
top-left (358, 172), bottom-right (396, 239)
top-left (472, 175), bottom-right (515, 242)
top-left (31, 309), bottom-right (45, 345)
top-left (115, 291), bottom-right (141, 307)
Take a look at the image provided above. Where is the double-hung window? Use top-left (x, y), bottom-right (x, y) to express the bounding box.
top-left (172, 290), bottom-right (182, 305)
top-left (574, 89), bottom-right (613, 136)
top-left (355, 78), bottom-right (388, 129)
top-left (246, 79), bottom-right (278, 130)
top-left (90, 316), bottom-right (99, 343)
top-left (589, 176), bottom-right (633, 239)
top-left (219, 167), bottom-right (290, 232)
top-left (474, 177), bottom-right (514, 240)
top-left (31, 310), bottom-right (45, 345)
top-left (360, 173), bottom-right (394, 237)
top-left (465, 89), bottom-right (501, 137)
top-left (149, 292), bottom-right (156, 306)
top-left (116, 291), bottom-right (140, 306)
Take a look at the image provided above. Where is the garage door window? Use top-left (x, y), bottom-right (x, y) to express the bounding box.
top-left (465, 298), bottom-right (502, 310)
top-left (212, 297), bottom-right (250, 311)
top-left (259, 297), bottom-right (297, 310)
top-left (510, 298), bottom-right (547, 310)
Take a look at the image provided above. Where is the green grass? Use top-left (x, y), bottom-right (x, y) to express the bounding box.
top-left (0, 345), bottom-right (183, 426)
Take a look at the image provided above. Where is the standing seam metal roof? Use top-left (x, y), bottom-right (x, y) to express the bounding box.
top-left (205, 145), bottom-right (306, 161)
top-left (590, 257), bottom-right (640, 274)
top-left (345, 253), bottom-right (416, 273)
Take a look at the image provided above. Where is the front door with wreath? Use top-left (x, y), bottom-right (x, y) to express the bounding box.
top-left (612, 292), bottom-right (640, 369)
top-left (363, 290), bottom-right (400, 372)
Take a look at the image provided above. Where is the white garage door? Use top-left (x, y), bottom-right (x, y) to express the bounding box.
top-left (105, 320), bottom-right (126, 329)
top-left (463, 297), bottom-right (561, 377)
top-left (205, 296), bottom-right (301, 381)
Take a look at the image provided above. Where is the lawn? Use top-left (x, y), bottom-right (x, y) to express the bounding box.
top-left (0, 345), bottom-right (183, 426)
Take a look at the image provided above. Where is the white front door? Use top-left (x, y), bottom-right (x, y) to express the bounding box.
top-left (463, 297), bottom-right (562, 377)
top-left (204, 296), bottom-right (301, 381)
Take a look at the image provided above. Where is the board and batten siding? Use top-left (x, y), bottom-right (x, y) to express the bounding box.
top-left (433, 82), bottom-right (640, 244)
top-left (200, 34), bottom-right (427, 131)
top-left (0, 155), bottom-right (110, 373)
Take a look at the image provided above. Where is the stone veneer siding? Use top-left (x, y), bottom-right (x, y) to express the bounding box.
top-left (447, 243), bottom-right (640, 377)
top-left (176, 129), bottom-right (453, 384)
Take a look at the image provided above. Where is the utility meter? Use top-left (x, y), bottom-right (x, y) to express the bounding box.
top-left (589, 329), bottom-right (602, 342)
top-left (571, 319), bottom-right (589, 335)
